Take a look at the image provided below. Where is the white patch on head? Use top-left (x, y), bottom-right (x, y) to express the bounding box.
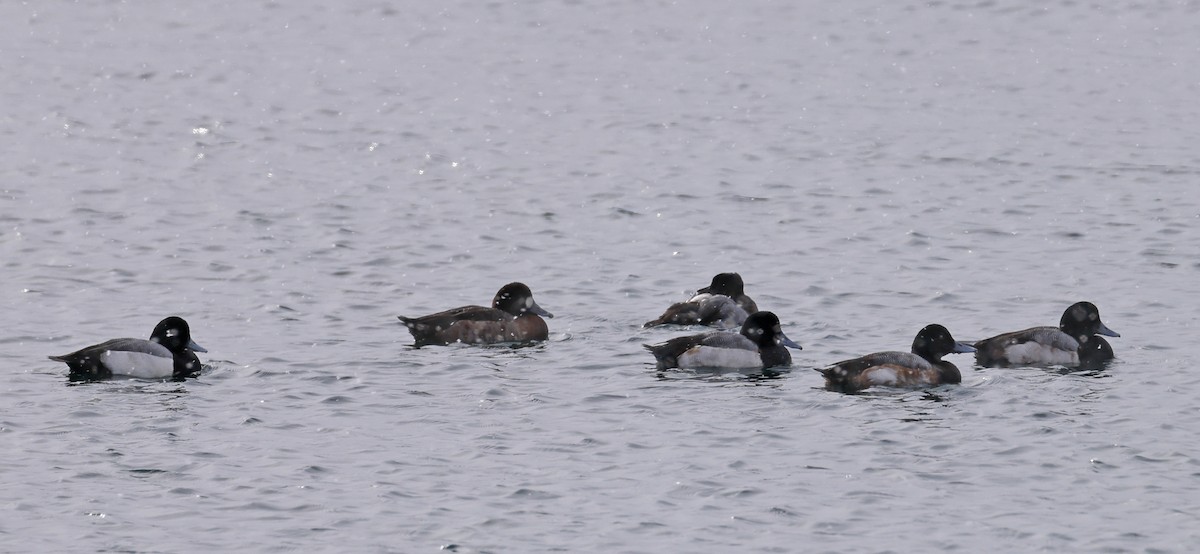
top-left (1004, 343), bottom-right (1080, 365)
top-left (677, 346), bottom-right (764, 369)
top-left (525, 298), bottom-right (534, 309)
top-left (101, 350), bottom-right (176, 379)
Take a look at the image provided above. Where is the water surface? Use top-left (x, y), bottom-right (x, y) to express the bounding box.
top-left (3, 1), bottom-right (1200, 552)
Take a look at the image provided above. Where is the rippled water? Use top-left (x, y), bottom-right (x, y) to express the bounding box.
top-left (4, 1), bottom-right (1200, 552)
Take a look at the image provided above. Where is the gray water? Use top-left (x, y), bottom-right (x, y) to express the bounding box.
top-left (3, 1), bottom-right (1200, 552)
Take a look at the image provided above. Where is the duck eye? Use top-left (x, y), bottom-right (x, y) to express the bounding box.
top-left (167, 329), bottom-right (179, 337)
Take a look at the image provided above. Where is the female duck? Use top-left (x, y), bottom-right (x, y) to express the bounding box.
top-left (644, 311), bottom-right (801, 370)
top-left (398, 282), bottom-right (553, 347)
top-left (643, 272), bottom-right (759, 328)
top-left (973, 301), bottom-right (1119, 367)
top-left (49, 316), bottom-right (207, 381)
top-left (818, 324), bottom-right (975, 393)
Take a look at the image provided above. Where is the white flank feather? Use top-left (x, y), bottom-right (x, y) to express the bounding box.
top-left (677, 346), bottom-right (763, 369)
top-left (101, 350), bottom-right (176, 379)
top-left (866, 367), bottom-right (900, 386)
top-left (1003, 343), bottom-right (1080, 365)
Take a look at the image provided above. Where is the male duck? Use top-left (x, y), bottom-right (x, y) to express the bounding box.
top-left (644, 311), bottom-right (801, 370)
top-left (643, 272), bottom-right (759, 328)
top-left (818, 324), bottom-right (975, 393)
top-left (398, 282), bottom-right (553, 347)
top-left (49, 316), bottom-right (207, 381)
top-left (973, 301), bottom-right (1119, 367)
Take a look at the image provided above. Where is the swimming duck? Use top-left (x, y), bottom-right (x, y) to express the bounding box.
top-left (643, 272), bottom-right (758, 328)
top-left (817, 324), bottom-right (975, 393)
top-left (644, 311), bottom-right (801, 370)
top-left (49, 316), bottom-right (207, 381)
top-left (973, 301), bottom-right (1119, 367)
top-left (398, 282), bottom-right (553, 347)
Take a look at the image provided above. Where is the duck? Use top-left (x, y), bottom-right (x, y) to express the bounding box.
top-left (48, 316), bottom-right (207, 381)
top-left (643, 272), bottom-right (758, 328)
top-left (817, 324), bottom-right (975, 393)
top-left (398, 282), bottom-right (553, 347)
top-left (973, 301), bottom-right (1119, 367)
top-left (644, 311), bottom-right (801, 370)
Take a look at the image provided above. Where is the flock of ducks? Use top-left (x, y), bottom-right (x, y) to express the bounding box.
top-left (635, 273), bottom-right (1119, 392)
top-left (48, 273), bottom-right (1121, 393)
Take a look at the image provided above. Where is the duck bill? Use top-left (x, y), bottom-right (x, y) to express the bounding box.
top-left (951, 341), bottom-right (976, 354)
top-left (696, 285), bottom-right (712, 294)
top-left (188, 339), bottom-right (209, 353)
top-left (1096, 322), bottom-right (1120, 338)
top-left (530, 303), bottom-right (554, 319)
top-left (778, 334), bottom-right (803, 350)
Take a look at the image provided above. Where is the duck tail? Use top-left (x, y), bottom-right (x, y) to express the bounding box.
top-left (815, 366), bottom-right (861, 394)
top-left (643, 344), bottom-right (675, 369)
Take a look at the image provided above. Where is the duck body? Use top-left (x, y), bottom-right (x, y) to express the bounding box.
top-left (973, 302), bottom-right (1119, 367)
top-left (643, 272), bottom-right (758, 329)
top-left (49, 316), bottom-right (206, 381)
top-left (398, 282), bottom-right (553, 347)
top-left (818, 324), bottom-right (974, 393)
top-left (643, 293), bottom-right (749, 329)
top-left (644, 311), bottom-right (801, 370)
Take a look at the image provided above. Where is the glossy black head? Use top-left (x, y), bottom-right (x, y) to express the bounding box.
top-left (492, 282), bottom-right (554, 318)
top-left (911, 324), bottom-right (974, 361)
top-left (149, 316), bottom-right (207, 354)
top-left (697, 272), bottom-right (746, 297)
top-left (1059, 301), bottom-right (1118, 342)
top-left (739, 311), bottom-right (802, 350)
